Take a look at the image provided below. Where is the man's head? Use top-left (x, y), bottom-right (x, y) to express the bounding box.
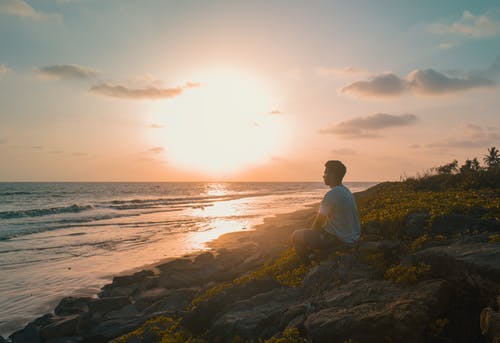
top-left (323, 160), bottom-right (346, 186)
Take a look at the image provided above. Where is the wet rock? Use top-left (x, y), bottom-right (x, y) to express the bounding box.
top-left (88, 296), bottom-right (131, 314)
top-left (104, 304), bottom-right (139, 320)
top-left (111, 270), bottom-right (155, 288)
top-left (86, 317), bottom-right (145, 343)
top-left (194, 251), bottom-right (215, 264)
top-left (9, 313), bottom-right (55, 343)
top-left (45, 337), bottom-right (83, 343)
top-left (9, 323), bottom-right (41, 343)
top-left (141, 288), bottom-right (198, 316)
top-left (40, 315), bottom-right (81, 341)
top-left (55, 297), bottom-right (92, 316)
top-left (304, 279), bottom-right (451, 343)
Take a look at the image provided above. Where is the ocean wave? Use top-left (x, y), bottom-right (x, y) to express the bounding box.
top-left (0, 204), bottom-right (93, 219)
top-left (0, 191), bottom-right (33, 196)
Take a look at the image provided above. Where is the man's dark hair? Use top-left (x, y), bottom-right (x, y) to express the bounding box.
top-left (325, 160), bottom-right (346, 180)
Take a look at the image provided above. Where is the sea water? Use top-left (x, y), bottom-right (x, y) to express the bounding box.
top-left (0, 182), bottom-right (375, 336)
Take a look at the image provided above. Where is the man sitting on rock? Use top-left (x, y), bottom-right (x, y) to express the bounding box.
top-left (292, 160), bottom-right (361, 263)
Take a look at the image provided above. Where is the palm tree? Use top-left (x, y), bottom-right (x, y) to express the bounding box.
top-left (483, 146), bottom-right (500, 169)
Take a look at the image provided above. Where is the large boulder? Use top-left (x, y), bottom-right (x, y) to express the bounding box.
top-left (304, 278), bottom-right (451, 343)
top-left (409, 241), bottom-right (500, 282)
top-left (210, 288), bottom-right (303, 342)
top-left (55, 297), bottom-right (92, 316)
top-left (183, 277), bottom-right (281, 334)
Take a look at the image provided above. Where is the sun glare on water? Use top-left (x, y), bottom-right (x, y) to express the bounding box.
top-left (151, 69), bottom-right (289, 176)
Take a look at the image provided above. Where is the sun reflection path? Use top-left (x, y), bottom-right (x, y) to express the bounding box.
top-left (186, 183), bottom-right (253, 250)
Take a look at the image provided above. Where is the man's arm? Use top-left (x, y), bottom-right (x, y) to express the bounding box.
top-left (311, 213), bottom-right (327, 231)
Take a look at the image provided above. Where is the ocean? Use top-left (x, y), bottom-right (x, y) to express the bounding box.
top-left (0, 181), bottom-right (376, 336)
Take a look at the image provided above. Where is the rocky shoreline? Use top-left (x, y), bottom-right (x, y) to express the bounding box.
top-left (3, 184), bottom-right (500, 342)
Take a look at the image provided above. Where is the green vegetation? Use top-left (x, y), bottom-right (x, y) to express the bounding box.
top-left (384, 263), bottom-right (431, 285)
top-left (190, 248), bottom-right (311, 309)
top-left (116, 148), bottom-right (499, 342)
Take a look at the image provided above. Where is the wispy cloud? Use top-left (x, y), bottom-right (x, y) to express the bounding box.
top-left (320, 113), bottom-right (417, 138)
top-left (341, 64), bottom-right (496, 98)
top-left (149, 124), bottom-right (165, 129)
top-left (341, 73), bottom-right (408, 97)
top-left (35, 64), bottom-right (99, 80)
top-left (0, 0), bottom-right (57, 20)
top-left (0, 64), bottom-right (9, 78)
top-left (316, 66), bottom-right (369, 78)
top-left (148, 147), bottom-right (165, 154)
top-left (406, 69), bottom-right (494, 95)
top-left (429, 10), bottom-right (500, 38)
top-left (438, 42), bottom-right (456, 50)
top-left (269, 110), bottom-right (281, 115)
top-left (90, 82), bottom-right (198, 100)
top-left (427, 123), bottom-right (500, 149)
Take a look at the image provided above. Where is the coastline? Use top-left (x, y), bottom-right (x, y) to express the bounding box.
top-left (6, 179), bottom-right (499, 342)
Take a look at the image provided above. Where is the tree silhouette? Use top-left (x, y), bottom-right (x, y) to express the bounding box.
top-left (483, 146), bottom-right (500, 169)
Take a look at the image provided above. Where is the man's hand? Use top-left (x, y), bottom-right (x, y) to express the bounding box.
top-left (312, 213), bottom-right (327, 231)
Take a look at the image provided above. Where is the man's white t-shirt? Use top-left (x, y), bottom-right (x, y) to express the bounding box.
top-left (318, 185), bottom-right (361, 243)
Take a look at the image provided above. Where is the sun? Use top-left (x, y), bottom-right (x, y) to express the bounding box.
top-left (151, 69), bottom-right (289, 177)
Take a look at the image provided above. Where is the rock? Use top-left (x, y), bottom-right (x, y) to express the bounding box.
top-left (302, 254), bottom-right (377, 293)
top-left (194, 252), bottom-right (215, 264)
top-left (54, 297), bottom-right (92, 316)
top-left (304, 279), bottom-right (451, 343)
top-left (211, 288), bottom-right (303, 341)
top-left (133, 287), bottom-right (170, 311)
top-left (183, 277), bottom-right (281, 334)
top-left (45, 337), bottom-right (83, 343)
top-left (141, 288), bottom-right (198, 316)
top-left (104, 304), bottom-right (139, 320)
top-left (409, 241), bottom-right (500, 282)
top-left (40, 315), bottom-right (81, 340)
top-left (9, 323), bottom-right (41, 343)
top-left (0, 336), bottom-right (8, 343)
top-left (9, 313), bottom-right (55, 343)
top-left (111, 270), bottom-right (155, 288)
top-left (86, 317), bottom-right (145, 343)
top-left (88, 296), bottom-right (131, 314)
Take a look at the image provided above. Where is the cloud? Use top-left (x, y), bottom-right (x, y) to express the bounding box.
top-left (149, 124), bottom-right (165, 129)
top-left (429, 10), bottom-right (500, 38)
top-left (427, 123), bottom-right (500, 149)
top-left (0, 0), bottom-right (57, 20)
top-left (406, 69), bottom-right (494, 94)
top-left (316, 66), bottom-right (369, 78)
top-left (90, 82), bottom-right (192, 100)
top-left (342, 66), bottom-right (495, 98)
top-left (269, 110), bottom-right (281, 115)
top-left (331, 148), bottom-right (357, 155)
top-left (35, 64), bottom-right (99, 80)
top-left (31, 145), bottom-right (43, 149)
top-left (0, 0), bottom-right (38, 17)
top-left (0, 64), bottom-right (9, 78)
top-left (184, 82), bottom-right (201, 88)
top-left (340, 73), bottom-right (408, 97)
top-left (320, 113), bottom-right (417, 138)
top-left (148, 147), bottom-right (164, 154)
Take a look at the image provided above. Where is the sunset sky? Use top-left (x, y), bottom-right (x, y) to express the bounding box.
top-left (0, 0), bottom-right (499, 181)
